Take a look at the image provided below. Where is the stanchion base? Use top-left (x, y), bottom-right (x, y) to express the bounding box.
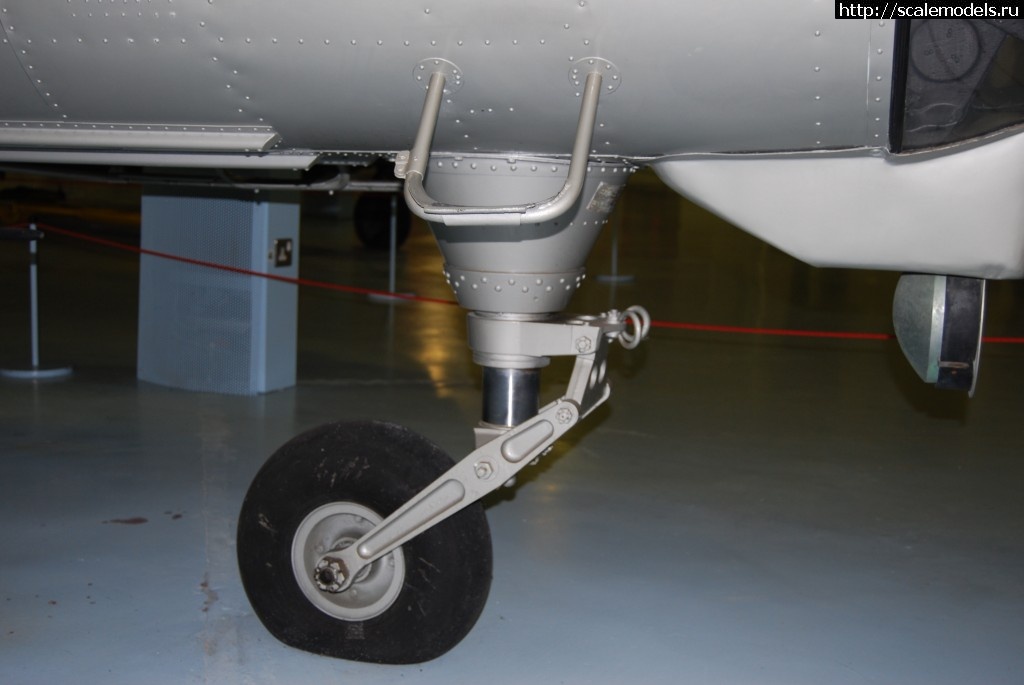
top-left (1, 366), bottom-right (74, 381)
top-left (596, 274), bottom-right (636, 284)
top-left (367, 292), bottom-right (416, 304)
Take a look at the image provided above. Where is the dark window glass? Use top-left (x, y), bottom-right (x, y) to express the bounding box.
top-left (900, 19), bottom-right (1024, 151)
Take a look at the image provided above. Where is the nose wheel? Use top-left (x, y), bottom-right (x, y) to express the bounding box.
top-left (236, 420), bottom-right (493, 664)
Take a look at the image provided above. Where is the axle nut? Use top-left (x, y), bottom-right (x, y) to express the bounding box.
top-left (314, 557), bottom-right (347, 593)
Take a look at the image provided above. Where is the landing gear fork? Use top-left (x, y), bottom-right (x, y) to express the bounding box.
top-left (321, 306), bottom-right (650, 591)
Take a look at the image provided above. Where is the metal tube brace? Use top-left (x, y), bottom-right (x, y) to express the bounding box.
top-left (318, 306), bottom-right (651, 591)
top-left (395, 69), bottom-right (605, 227)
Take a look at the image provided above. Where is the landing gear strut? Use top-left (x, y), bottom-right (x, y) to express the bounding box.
top-left (237, 56), bottom-right (649, 663)
top-left (237, 308), bottom-right (649, 663)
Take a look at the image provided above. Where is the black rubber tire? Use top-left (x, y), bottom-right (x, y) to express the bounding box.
top-left (237, 420), bottom-right (492, 664)
top-left (353, 193), bottom-right (412, 250)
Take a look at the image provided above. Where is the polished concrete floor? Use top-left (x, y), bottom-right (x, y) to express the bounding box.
top-left (1, 173), bottom-right (1023, 684)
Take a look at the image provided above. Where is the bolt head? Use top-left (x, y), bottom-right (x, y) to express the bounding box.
top-left (474, 461), bottom-right (494, 480)
top-left (556, 407), bottom-right (574, 425)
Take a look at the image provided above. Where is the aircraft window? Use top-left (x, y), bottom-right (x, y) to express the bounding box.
top-left (897, 18), bottom-right (1024, 151)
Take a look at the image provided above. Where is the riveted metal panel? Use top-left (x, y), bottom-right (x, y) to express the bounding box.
top-left (0, 1), bottom-right (236, 125)
top-left (0, 1), bottom-right (892, 159)
top-left (0, 15), bottom-right (52, 119)
top-left (424, 154), bottom-right (633, 313)
top-left (867, 20), bottom-right (896, 146)
top-left (591, 2), bottom-right (892, 154)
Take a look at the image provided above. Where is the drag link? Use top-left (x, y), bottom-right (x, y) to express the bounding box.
top-left (325, 398), bottom-right (583, 590)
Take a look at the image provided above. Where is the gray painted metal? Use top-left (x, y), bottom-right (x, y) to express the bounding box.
top-left (0, 149), bottom-right (318, 169)
top-left (290, 502), bottom-right (406, 621)
top-left (402, 66), bottom-right (607, 226)
top-left (893, 274), bottom-right (948, 385)
top-left (0, 1), bottom-right (891, 159)
top-left (892, 274), bottom-right (987, 395)
top-left (1, 4), bottom-right (1022, 279)
top-left (429, 156), bottom-right (633, 314)
top-left (0, 124), bottom-right (280, 151)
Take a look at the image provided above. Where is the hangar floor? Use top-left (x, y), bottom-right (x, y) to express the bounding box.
top-left (1, 173), bottom-right (1023, 684)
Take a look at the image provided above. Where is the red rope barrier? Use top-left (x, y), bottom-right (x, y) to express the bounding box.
top-left (33, 222), bottom-right (457, 306)
top-left (21, 221), bottom-right (1024, 345)
top-left (650, 320), bottom-right (894, 341)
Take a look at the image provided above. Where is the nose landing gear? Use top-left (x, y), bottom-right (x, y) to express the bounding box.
top-left (236, 55), bottom-right (648, 664)
top-left (236, 308), bottom-right (649, 663)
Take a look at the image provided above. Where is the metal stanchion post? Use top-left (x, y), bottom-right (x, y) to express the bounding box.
top-left (2, 222), bottom-right (73, 380)
top-left (388, 194), bottom-right (397, 295)
top-left (367, 191), bottom-right (416, 304)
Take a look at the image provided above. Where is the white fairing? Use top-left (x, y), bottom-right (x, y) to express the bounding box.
top-left (653, 129), bottom-right (1024, 279)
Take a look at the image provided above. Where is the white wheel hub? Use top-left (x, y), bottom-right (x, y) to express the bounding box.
top-left (291, 502), bottom-right (405, 621)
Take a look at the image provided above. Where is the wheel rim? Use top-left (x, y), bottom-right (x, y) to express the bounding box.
top-left (291, 502), bottom-right (406, 621)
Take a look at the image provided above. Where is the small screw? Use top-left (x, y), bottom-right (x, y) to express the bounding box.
top-left (556, 408), bottom-right (574, 425)
top-left (474, 461), bottom-right (494, 480)
top-left (575, 337), bottom-right (593, 353)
